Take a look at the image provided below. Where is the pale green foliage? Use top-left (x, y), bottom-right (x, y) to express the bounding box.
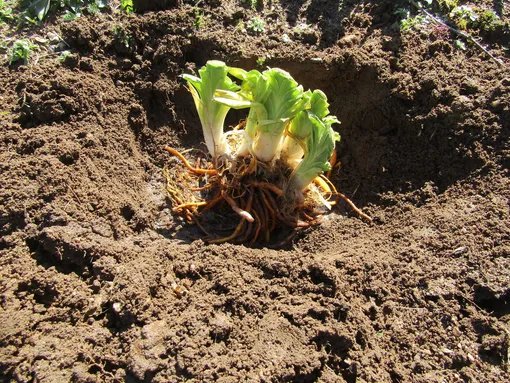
top-left (454, 39), bottom-right (466, 50)
top-left (183, 61), bottom-right (240, 158)
top-left (184, 61), bottom-right (341, 192)
top-left (437, 0), bottom-right (458, 12)
top-left (475, 10), bottom-right (503, 32)
top-left (449, 5), bottom-right (478, 30)
top-left (281, 90), bottom-right (331, 167)
top-left (250, 68), bottom-right (306, 161)
top-left (256, 56), bottom-right (266, 66)
top-left (289, 115), bottom-right (340, 192)
top-left (57, 50), bottom-right (72, 62)
top-left (215, 67), bottom-right (307, 162)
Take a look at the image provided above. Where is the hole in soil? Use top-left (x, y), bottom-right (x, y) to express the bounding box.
top-left (25, 236), bottom-right (93, 280)
top-left (312, 331), bottom-right (353, 358)
top-left (473, 285), bottom-right (510, 318)
top-left (17, 279), bottom-right (59, 308)
top-left (121, 205), bottom-right (135, 221)
top-left (58, 151), bottom-right (79, 165)
top-left (135, 39), bottom-right (488, 245)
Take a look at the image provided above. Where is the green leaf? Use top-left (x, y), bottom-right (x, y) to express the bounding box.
top-left (31, 0), bottom-right (50, 21)
top-left (68, 0), bottom-right (81, 14)
top-left (182, 60), bottom-right (240, 158)
top-left (289, 114), bottom-right (340, 191)
top-left (213, 89), bottom-right (254, 109)
top-left (308, 89), bottom-right (330, 118)
top-left (120, 0), bottom-right (133, 13)
top-left (281, 90), bottom-right (333, 167)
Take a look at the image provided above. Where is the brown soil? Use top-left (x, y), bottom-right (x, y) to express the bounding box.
top-left (1, 1), bottom-right (509, 382)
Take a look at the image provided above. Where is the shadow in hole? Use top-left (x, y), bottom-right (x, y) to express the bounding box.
top-left (132, 37), bottom-right (235, 163)
top-left (472, 318), bottom-right (509, 366)
top-left (312, 330), bottom-right (355, 380)
top-left (155, 203), bottom-right (304, 250)
top-left (265, 57), bottom-right (486, 207)
top-left (25, 235), bottom-right (93, 281)
top-left (473, 286), bottom-right (510, 319)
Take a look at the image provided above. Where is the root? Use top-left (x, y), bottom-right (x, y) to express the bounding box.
top-left (192, 216), bottom-right (213, 237)
top-left (313, 176), bottom-right (334, 196)
top-left (222, 190), bottom-right (255, 222)
top-left (250, 209), bottom-right (262, 244)
top-left (172, 201), bottom-right (208, 212)
top-left (199, 192), bottom-right (223, 214)
top-left (208, 219), bottom-right (246, 244)
top-left (163, 143), bottom-right (372, 247)
top-left (334, 192), bottom-right (373, 222)
top-left (242, 157), bottom-right (258, 176)
top-left (250, 182), bottom-right (284, 197)
top-left (326, 149), bottom-right (337, 179)
top-left (190, 183), bottom-right (214, 192)
top-left (164, 146), bottom-right (217, 175)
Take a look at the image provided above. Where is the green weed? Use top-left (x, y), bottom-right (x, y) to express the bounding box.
top-left (394, 7), bottom-right (428, 32)
top-left (454, 39), bottom-right (466, 50)
top-left (292, 22), bottom-right (312, 35)
top-left (193, 8), bottom-right (205, 29)
top-left (120, 0), bottom-right (133, 14)
top-left (57, 50), bottom-right (72, 62)
top-left (255, 56), bottom-right (265, 66)
top-left (246, 16), bottom-right (265, 34)
top-left (400, 15), bottom-right (428, 31)
top-left (0, 0), bottom-right (14, 22)
top-left (475, 10), bottom-right (504, 32)
top-left (62, 9), bottom-right (78, 21)
top-left (7, 39), bottom-right (38, 65)
top-left (449, 5), bottom-right (478, 30)
top-left (112, 23), bottom-right (134, 52)
top-left (23, 0), bottom-right (108, 22)
top-left (436, 0), bottom-right (458, 12)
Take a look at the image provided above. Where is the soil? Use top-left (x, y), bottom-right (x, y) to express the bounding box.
top-left (1, 0), bottom-right (509, 382)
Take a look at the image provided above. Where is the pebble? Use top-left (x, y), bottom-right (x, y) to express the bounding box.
top-left (452, 247), bottom-right (468, 255)
top-left (112, 302), bottom-right (122, 312)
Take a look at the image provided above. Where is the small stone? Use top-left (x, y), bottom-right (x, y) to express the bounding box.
top-left (171, 282), bottom-right (188, 298)
top-left (452, 247), bottom-right (468, 255)
top-left (490, 100), bottom-right (503, 112)
top-left (340, 358), bottom-right (352, 367)
top-left (112, 302), bottom-right (122, 312)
